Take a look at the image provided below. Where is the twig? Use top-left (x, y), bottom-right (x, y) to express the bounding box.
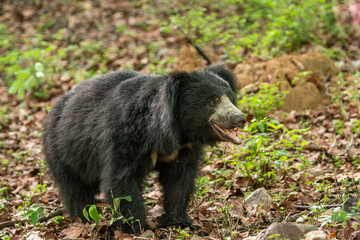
top-left (294, 204), bottom-right (341, 211)
top-left (302, 144), bottom-right (328, 152)
top-left (11, 167), bottom-right (41, 172)
top-left (346, 138), bottom-right (354, 161)
top-left (0, 207), bottom-right (65, 229)
top-left (186, 38), bottom-right (212, 65)
top-left (189, 198), bottom-right (206, 214)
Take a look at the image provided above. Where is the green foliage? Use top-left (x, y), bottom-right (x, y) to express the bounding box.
top-left (0, 30), bottom-right (58, 99)
top-left (350, 118), bottom-right (360, 136)
top-left (238, 84), bottom-right (288, 119)
top-left (83, 205), bottom-right (101, 225)
top-left (207, 117), bottom-right (310, 188)
top-left (175, 227), bottom-right (192, 239)
top-left (332, 119), bottom-right (344, 136)
top-left (238, 118), bottom-right (309, 181)
top-left (0, 186), bottom-right (8, 198)
top-left (328, 71), bottom-right (360, 122)
top-left (83, 196), bottom-right (136, 228)
top-left (319, 207), bottom-right (349, 228)
top-left (47, 215), bottom-right (64, 225)
top-left (0, 232), bottom-right (11, 240)
top-left (21, 204), bottom-right (44, 226)
top-left (0, 25), bottom-right (113, 100)
top-left (147, 0), bottom-right (339, 61)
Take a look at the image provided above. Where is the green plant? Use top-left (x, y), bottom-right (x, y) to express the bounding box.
top-left (238, 84), bottom-right (288, 120)
top-left (319, 207), bottom-right (349, 228)
top-left (350, 119), bottom-right (360, 135)
top-left (1, 159), bottom-right (9, 168)
top-left (332, 119), bottom-right (344, 137)
top-left (0, 232), bottom-right (11, 240)
top-left (146, 0), bottom-right (341, 61)
top-left (0, 186), bottom-right (8, 198)
top-left (47, 215), bottom-right (64, 225)
top-left (330, 72), bottom-right (347, 118)
top-left (175, 227), bottom-right (192, 240)
top-left (0, 105), bottom-right (10, 131)
top-left (207, 117), bottom-right (310, 190)
top-left (194, 176), bottom-right (211, 198)
top-left (83, 196), bottom-right (138, 230)
top-left (83, 204), bottom-right (101, 225)
top-left (20, 204), bottom-right (44, 226)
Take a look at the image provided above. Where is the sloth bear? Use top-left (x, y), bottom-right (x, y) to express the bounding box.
top-left (42, 64), bottom-right (246, 234)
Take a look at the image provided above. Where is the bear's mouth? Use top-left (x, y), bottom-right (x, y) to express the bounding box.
top-left (210, 121), bottom-right (243, 144)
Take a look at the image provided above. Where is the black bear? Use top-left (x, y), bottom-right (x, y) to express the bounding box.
top-left (42, 64), bottom-right (246, 234)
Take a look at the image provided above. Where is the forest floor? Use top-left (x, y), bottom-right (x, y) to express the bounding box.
top-left (1, 1), bottom-right (360, 240)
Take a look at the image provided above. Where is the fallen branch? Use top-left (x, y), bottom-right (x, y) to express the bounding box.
top-left (303, 144), bottom-right (328, 152)
top-left (294, 204), bottom-right (341, 211)
top-left (186, 38), bottom-right (212, 65)
top-left (0, 207), bottom-right (65, 229)
top-left (189, 198), bottom-right (206, 214)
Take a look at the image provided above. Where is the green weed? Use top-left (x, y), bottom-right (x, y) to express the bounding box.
top-left (82, 196), bottom-right (140, 231)
top-left (238, 84), bottom-right (288, 120)
top-left (146, 0), bottom-right (341, 61)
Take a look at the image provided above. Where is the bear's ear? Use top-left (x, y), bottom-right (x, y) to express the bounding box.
top-left (205, 63), bottom-right (237, 92)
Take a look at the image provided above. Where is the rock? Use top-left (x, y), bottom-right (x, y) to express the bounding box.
top-left (140, 229), bottom-right (157, 239)
top-left (295, 224), bottom-right (318, 234)
top-left (244, 187), bottom-right (272, 207)
top-left (191, 236), bottom-right (203, 240)
top-left (296, 216), bottom-right (306, 223)
top-left (256, 223), bottom-right (303, 240)
top-left (304, 230), bottom-right (327, 240)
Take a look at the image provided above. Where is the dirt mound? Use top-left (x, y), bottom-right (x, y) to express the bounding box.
top-left (234, 53), bottom-right (339, 111)
top-left (234, 53), bottom-right (338, 89)
top-left (281, 82), bottom-right (331, 112)
top-left (175, 43), bottom-right (202, 72)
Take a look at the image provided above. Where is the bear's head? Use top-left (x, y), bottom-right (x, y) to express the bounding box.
top-left (173, 64), bottom-right (246, 145)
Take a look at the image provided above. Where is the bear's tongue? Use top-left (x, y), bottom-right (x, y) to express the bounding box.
top-left (211, 122), bottom-right (243, 144)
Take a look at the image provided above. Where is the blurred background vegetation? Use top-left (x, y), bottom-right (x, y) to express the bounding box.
top-left (0, 0), bottom-right (358, 99)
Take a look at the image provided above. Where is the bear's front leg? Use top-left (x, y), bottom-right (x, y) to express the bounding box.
top-left (157, 145), bottom-right (203, 228)
top-left (102, 167), bottom-right (149, 234)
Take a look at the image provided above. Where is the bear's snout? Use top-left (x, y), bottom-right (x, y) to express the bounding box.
top-left (209, 95), bottom-right (246, 144)
top-left (230, 112), bottom-right (246, 127)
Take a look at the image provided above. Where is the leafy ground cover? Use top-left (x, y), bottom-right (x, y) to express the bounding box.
top-left (0, 1), bottom-right (359, 239)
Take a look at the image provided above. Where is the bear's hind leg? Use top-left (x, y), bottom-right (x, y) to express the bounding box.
top-left (55, 174), bottom-right (98, 222)
top-left (103, 171), bottom-right (148, 234)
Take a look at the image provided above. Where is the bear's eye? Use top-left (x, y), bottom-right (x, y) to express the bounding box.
top-left (208, 97), bottom-right (218, 106)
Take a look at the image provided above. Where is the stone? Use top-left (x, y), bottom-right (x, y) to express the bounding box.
top-left (295, 224), bottom-right (318, 234)
top-left (191, 236), bottom-right (204, 240)
top-left (256, 223), bottom-right (303, 240)
top-left (139, 230), bottom-right (157, 240)
top-left (244, 187), bottom-right (272, 207)
top-left (304, 230), bottom-right (327, 240)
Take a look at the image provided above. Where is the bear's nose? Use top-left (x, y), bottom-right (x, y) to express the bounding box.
top-left (230, 113), bottom-right (246, 127)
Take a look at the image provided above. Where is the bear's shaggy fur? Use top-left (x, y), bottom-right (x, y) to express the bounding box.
top-left (42, 64), bottom-right (245, 233)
